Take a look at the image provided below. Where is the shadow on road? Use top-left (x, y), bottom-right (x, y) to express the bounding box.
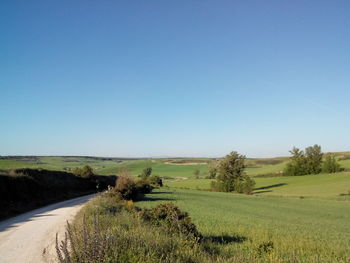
top-left (0, 194), bottom-right (94, 233)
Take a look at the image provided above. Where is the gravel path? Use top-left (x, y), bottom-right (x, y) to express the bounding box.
top-left (0, 194), bottom-right (94, 263)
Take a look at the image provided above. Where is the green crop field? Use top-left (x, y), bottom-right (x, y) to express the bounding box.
top-left (138, 187), bottom-right (350, 262)
top-left (167, 172), bottom-right (350, 197)
top-left (2, 154), bottom-right (350, 262)
top-left (1, 153), bottom-right (349, 179)
top-left (0, 157), bottom-right (210, 179)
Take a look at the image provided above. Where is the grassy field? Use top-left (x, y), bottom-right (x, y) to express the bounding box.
top-left (1, 154), bottom-right (349, 179)
top-left (138, 187), bottom-right (350, 262)
top-left (166, 172), bottom-right (350, 197)
top-left (3, 154), bottom-right (350, 261)
top-left (0, 157), bottom-right (209, 178)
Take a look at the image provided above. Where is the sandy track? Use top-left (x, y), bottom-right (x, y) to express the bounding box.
top-left (0, 194), bottom-right (95, 263)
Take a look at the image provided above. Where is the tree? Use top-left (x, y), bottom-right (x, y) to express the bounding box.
top-left (284, 147), bottom-right (308, 176)
top-left (193, 169), bottom-right (200, 178)
top-left (140, 167), bottom-right (152, 179)
top-left (73, 165), bottom-right (94, 179)
top-left (207, 160), bottom-right (218, 179)
top-left (305, 144), bottom-right (323, 174)
top-left (211, 151), bottom-right (254, 194)
top-left (322, 154), bottom-right (341, 173)
top-left (284, 145), bottom-right (323, 176)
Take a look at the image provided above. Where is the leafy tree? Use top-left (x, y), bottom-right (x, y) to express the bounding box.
top-left (305, 144), bottom-right (323, 174)
top-left (207, 160), bottom-right (218, 179)
top-left (73, 165), bottom-right (94, 179)
top-left (140, 167), bottom-right (152, 179)
top-left (322, 155), bottom-right (342, 173)
top-left (193, 169), bottom-right (200, 178)
top-left (149, 175), bottom-right (163, 187)
top-left (284, 147), bottom-right (308, 176)
top-left (211, 151), bottom-right (254, 194)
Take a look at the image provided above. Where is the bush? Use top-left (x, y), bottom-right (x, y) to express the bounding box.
top-left (234, 176), bottom-right (256, 195)
top-left (211, 176), bottom-right (255, 195)
top-left (139, 167), bottom-right (152, 179)
top-left (135, 178), bottom-right (154, 194)
top-left (73, 165), bottom-right (94, 179)
top-left (148, 175), bottom-right (163, 187)
top-left (284, 145), bottom-right (324, 176)
top-left (322, 155), bottom-right (342, 173)
top-left (210, 151), bottom-right (255, 194)
top-left (114, 176), bottom-right (137, 200)
top-left (138, 203), bottom-right (201, 239)
top-left (114, 176), bottom-right (154, 200)
top-left (56, 195), bottom-right (218, 263)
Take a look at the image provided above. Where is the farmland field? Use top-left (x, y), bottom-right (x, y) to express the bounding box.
top-left (1, 154), bottom-right (350, 179)
top-left (2, 154), bottom-right (350, 262)
top-left (138, 187), bottom-right (350, 262)
top-left (167, 172), bottom-right (350, 197)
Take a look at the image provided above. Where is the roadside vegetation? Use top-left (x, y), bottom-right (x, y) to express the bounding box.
top-left (57, 171), bottom-right (350, 262)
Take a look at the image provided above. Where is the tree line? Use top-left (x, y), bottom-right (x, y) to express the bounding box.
top-left (284, 144), bottom-right (342, 176)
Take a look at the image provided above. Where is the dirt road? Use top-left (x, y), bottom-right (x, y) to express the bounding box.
top-left (0, 194), bottom-right (95, 263)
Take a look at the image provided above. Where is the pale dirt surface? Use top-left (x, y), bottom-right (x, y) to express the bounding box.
top-left (0, 194), bottom-right (95, 263)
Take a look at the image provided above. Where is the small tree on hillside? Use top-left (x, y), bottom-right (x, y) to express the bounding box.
top-left (322, 154), bottom-right (342, 173)
top-left (73, 165), bottom-right (94, 179)
top-left (284, 147), bottom-right (308, 176)
top-left (193, 169), bottom-right (200, 178)
top-left (305, 144), bottom-right (323, 174)
top-left (207, 160), bottom-right (219, 179)
top-left (211, 151), bottom-right (254, 194)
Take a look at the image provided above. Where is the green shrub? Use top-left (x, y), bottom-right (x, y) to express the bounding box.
top-left (211, 176), bottom-right (255, 195)
top-left (257, 241), bottom-right (274, 255)
top-left (73, 165), bottom-right (94, 179)
top-left (322, 155), bottom-right (342, 173)
top-left (114, 176), bottom-right (137, 200)
top-left (135, 178), bottom-right (153, 194)
top-left (139, 167), bottom-right (152, 179)
top-left (148, 175), bottom-right (163, 187)
top-left (56, 194), bottom-right (223, 263)
top-left (235, 176), bottom-right (256, 195)
top-left (284, 145), bottom-right (324, 176)
top-left (114, 176), bottom-right (154, 200)
top-left (210, 151), bottom-right (255, 194)
top-left (138, 203), bottom-right (201, 239)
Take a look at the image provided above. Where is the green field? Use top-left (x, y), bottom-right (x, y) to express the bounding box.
top-left (1, 154), bottom-right (350, 180)
top-left (138, 187), bottom-right (350, 262)
top-left (0, 157), bottom-right (208, 179)
top-left (167, 172), bottom-right (350, 197)
top-left (3, 154), bottom-right (350, 262)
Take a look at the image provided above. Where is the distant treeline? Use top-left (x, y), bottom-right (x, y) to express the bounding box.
top-left (0, 156), bottom-right (138, 161)
top-left (0, 169), bottom-right (116, 220)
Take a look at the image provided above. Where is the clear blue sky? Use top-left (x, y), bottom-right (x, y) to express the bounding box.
top-left (1, 0), bottom-right (349, 157)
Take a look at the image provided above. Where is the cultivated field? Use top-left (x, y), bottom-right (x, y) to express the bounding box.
top-left (138, 187), bottom-right (350, 262)
top-left (2, 154), bottom-right (350, 262)
top-left (1, 154), bottom-right (350, 179)
top-left (167, 172), bottom-right (350, 197)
